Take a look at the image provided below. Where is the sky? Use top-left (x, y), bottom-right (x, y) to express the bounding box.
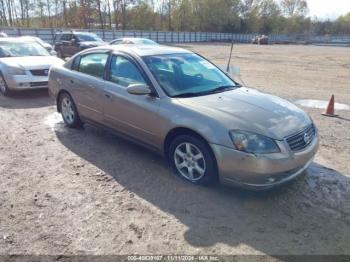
top-left (307, 0), bottom-right (350, 20)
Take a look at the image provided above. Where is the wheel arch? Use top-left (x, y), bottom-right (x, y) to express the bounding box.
top-left (164, 126), bottom-right (219, 184)
top-left (164, 127), bottom-right (217, 163)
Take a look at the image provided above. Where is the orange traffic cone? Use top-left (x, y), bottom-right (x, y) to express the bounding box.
top-left (322, 95), bottom-right (338, 117)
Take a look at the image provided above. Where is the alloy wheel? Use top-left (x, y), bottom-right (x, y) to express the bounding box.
top-left (174, 142), bottom-right (206, 181)
top-left (61, 96), bottom-right (75, 125)
top-left (0, 75), bottom-right (7, 94)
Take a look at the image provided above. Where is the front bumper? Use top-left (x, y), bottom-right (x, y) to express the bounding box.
top-left (211, 132), bottom-right (319, 190)
top-left (5, 74), bottom-right (49, 90)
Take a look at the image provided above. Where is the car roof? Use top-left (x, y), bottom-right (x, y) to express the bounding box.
top-left (74, 32), bottom-right (98, 35)
top-left (19, 36), bottom-right (40, 40)
top-left (86, 44), bottom-right (192, 57)
top-left (57, 31), bottom-right (97, 35)
top-left (0, 37), bottom-right (36, 43)
top-left (116, 37), bottom-right (155, 41)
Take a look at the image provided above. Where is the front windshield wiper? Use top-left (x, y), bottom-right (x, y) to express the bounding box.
top-left (172, 92), bottom-right (206, 98)
top-left (207, 85), bottom-right (239, 94)
top-left (172, 85), bottom-right (239, 98)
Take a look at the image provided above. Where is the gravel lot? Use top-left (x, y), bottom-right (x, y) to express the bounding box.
top-left (0, 44), bottom-right (350, 257)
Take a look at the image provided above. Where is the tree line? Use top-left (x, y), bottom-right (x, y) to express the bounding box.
top-left (0, 0), bottom-right (349, 35)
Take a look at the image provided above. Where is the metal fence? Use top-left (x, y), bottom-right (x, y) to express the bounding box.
top-left (1, 27), bottom-right (350, 46)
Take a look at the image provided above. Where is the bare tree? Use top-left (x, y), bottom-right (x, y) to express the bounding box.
top-left (280, 0), bottom-right (308, 17)
top-left (96, 0), bottom-right (104, 29)
top-left (106, 0), bottom-right (112, 28)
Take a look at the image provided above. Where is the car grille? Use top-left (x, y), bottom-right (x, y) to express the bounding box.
top-left (30, 81), bottom-right (48, 87)
top-left (30, 69), bottom-right (49, 76)
top-left (286, 124), bottom-right (316, 152)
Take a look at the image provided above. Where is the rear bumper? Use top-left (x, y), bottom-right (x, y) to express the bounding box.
top-left (211, 132), bottom-right (319, 190)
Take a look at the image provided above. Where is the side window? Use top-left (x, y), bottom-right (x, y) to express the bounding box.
top-left (109, 56), bottom-right (146, 88)
top-left (61, 34), bottom-right (72, 41)
top-left (78, 53), bottom-right (108, 78)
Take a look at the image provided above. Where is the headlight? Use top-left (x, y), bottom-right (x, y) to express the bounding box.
top-left (8, 67), bottom-right (26, 75)
top-left (229, 130), bottom-right (280, 154)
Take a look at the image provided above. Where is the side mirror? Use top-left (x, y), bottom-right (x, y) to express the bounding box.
top-left (50, 50), bottom-right (57, 56)
top-left (127, 84), bottom-right (152, 96)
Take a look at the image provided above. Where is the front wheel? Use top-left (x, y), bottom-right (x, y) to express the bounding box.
top-left (0, 73), bottom-right (11, 96)
top-left (56, 49), bottom-right (64, 59)
top-left (58, 92), bottom-right (83, 128)
top-left (169, 135), bottom-right (218, 185)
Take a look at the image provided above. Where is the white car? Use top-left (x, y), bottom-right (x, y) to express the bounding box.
top-left (0, 38), bottom-right (64, 96)
top-left (20, 36), bottom-right (55, 54)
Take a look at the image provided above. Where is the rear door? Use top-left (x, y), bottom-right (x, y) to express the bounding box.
top-left (68, 52), bottom-right (109, 123)
top-left (102, 54), bottom-right (161, 147)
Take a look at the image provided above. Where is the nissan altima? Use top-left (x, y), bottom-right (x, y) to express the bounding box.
top-left (0, 38), bottom-right (64, 96)
top-left (48, 45), bottom-right (319, 190)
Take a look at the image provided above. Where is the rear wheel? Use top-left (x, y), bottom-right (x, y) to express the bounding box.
top-left (0, 73), bottom-right (10, 96)
top-left (58, 92), bottom-right (83, 128)
top-left (169, 135), bottom-right (218, 185)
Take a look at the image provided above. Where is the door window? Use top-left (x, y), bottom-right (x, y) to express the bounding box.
top-left (60, 34), bottom-right (72, 41)
top-left (78, 53), bottom-right (109, 78)
top-left (108, 56), bottom-right (147, 88)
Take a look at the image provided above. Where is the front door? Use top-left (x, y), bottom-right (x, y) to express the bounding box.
top-left (102, 55), bottom-right (161, 147)
top-left (60, 33), bottom-right (74, 56)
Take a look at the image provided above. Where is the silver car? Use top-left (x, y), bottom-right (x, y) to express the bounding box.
top-left (48, 45), bottom-right (319, 190)
top-left (19, 36), bottom-right (56, 54)
top-left (0, 38), bottom-right (64, 96)
top-left (110, 38), bottom-right (158, 46)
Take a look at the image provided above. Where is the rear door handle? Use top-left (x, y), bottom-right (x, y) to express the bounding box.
top-left (104, 93), bottom-right (111, 99)
top-left (70, 79), bottom-right (74, 84)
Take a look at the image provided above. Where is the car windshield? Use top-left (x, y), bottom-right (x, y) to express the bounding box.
top-left (34, 37), bottom-right (47, 45)
top-left (143, 53), bottom-right (239, 97)
top-left (0, 42), bottom-right (50, 57)
top-left (76, 34), bottom-right (103, 42)
top-left (22, 37), bottom-right (47, 46)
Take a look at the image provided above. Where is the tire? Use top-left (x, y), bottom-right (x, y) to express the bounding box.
top-left (169, 134), bottom-right (218, 185)
top-left (0, 73), bottom-right (11, 96)
top-left (57, 49), bottom-right (64, 59)
top-left (58, 92), bottom-right (83, 128)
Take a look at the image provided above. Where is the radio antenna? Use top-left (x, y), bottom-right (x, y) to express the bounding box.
top-left (226, 40), bottom-right (234, 72)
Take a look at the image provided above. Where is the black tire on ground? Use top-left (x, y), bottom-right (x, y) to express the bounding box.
top-left (57, 49), bottom-right (64, 59)
top-left (58, 92), bottom-right (83, 128)
top-left (0, 72), bottom-right (11, 96)
top-left (168, 134), bottom-right (218, 186)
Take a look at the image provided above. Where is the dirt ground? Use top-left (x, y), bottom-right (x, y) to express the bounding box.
top-left (0, 44), bottom-right (350, 257)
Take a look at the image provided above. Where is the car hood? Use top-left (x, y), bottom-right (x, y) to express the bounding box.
top-left (177, 87), bottom-right (311, 140)
top-left (0, 56), bottom-right (64, 69)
